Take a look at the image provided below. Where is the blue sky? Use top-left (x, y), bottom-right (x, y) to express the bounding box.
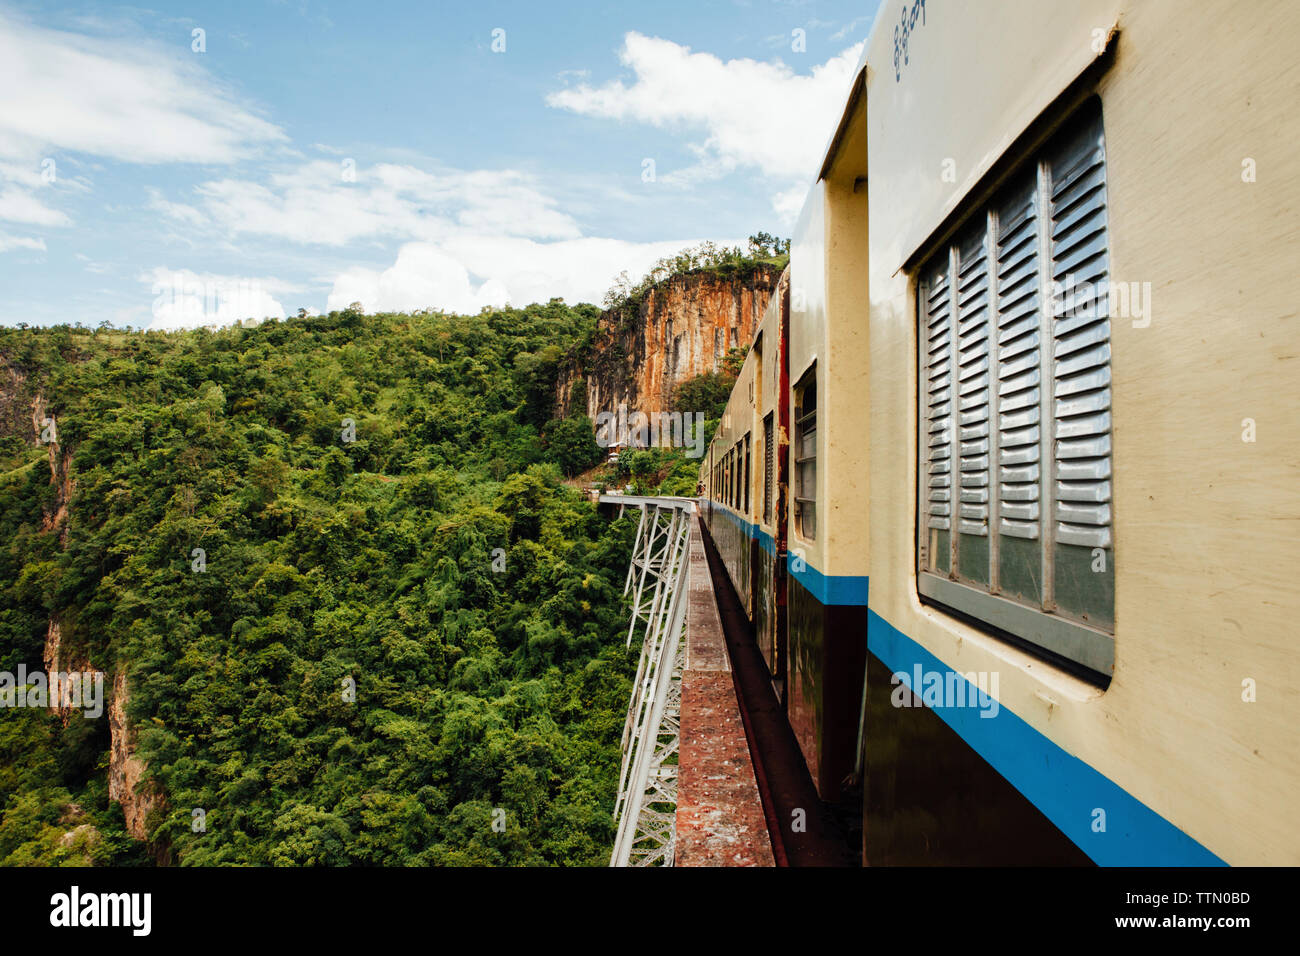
top-left (0, 0), bottom-right (880, 327)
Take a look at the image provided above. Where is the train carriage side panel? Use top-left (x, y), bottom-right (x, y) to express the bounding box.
top-left (863, 0), bottom-right (1299, 865)
top-left (751, 286), bottom-right (786, 686)
top-left (703, 316), bottom-right (763, 617)
top-left (785, 84), bottom-right (873, 802)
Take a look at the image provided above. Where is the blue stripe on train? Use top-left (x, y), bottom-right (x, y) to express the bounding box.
top-left (702, 499), bottom-right (1226, 866)
top-left (707, 502), bottom-right (868, 606)
top-left (788, 557), bottom-right (868, 606)
top-left (868, 610), bottom-right (1227, 867)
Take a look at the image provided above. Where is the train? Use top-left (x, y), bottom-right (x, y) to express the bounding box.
top-left (699, 0), bottom-right (1299, 865)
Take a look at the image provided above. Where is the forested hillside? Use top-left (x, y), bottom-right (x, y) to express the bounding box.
top-left (0, 302), bottom-right (638, 866)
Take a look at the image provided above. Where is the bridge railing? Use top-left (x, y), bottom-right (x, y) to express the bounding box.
top-left (604, 495), bottom-right (697, 867)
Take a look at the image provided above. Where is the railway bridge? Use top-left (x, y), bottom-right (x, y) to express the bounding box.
top-left (602, 494), bottom-right (855, 867)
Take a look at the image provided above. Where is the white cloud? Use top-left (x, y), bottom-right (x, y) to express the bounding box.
top-left (146, 188), bottom-right (206, 226)
top-left (0, 11), bottom-right (285, 243)
top-left (831, 16), bottom-right (874, 41)
top-left (0, 186), bottom-right (70, 226)
top-left (142, 267), bottom-right (294, 330)
top-left (74, 252), bottom-right (111, 273)
top-left (546, 32), bottom-right (863, 182)
top-left (0, 13), bottom-right (284, 166)
top-left (325, 235), bottom-right (746, 316)
top-left (771, 184), bottom-right (807, 225)
top-left (326, 245), bottom-right (510, 315)
top-left (193, 160), bottom-right (581, 247)
top-left (0, 231), bottom-right (45, 253)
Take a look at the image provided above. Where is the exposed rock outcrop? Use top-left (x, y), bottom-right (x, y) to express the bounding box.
top-left (31, 398), bottom-right (73, 546)
top-left (30, 396), bottom-right (97, 724)
top-left (556, 264), bottom-right (780, 421)
top-left (108, 671), bottom-right (165, 844)
top-left (19, 379), bottom-right (162, 851)
top-left (41, 615), bottom-right (100, 723)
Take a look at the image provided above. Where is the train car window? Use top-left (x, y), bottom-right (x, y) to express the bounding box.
top-left (735, 442), bottom-right (741, 509)
top-left (794, 366), bottom-right (817, 541)
top-left (916, 99), bottom-right (1114, 676)
top-left (724, 448), bottom-right (730, 507)
top-left (733, 446), bottom-right (738, 508)
top-left (736, 441), bottom-right (742, 510)
top-left (743, 433), bottom-right (751, 515)
top-left (724, 449), bottom-right (731, 507)
top-left (763, 412), bottom-right (775, 526)
top-left (729, 447), bottom-right (736, 508)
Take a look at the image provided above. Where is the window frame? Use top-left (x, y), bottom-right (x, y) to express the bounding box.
top-left (914, 98), bottom-right (1115, 678)
top-left (729, 446), bottom-right (737, 508)
top-left (742, 432), bottom-right (751, 516)
top-left (762, 411), bottom-right (775, 526)
top-left (726, 447), bottom-right (732, 508)
top-left (793, 364), bottom-right (817, 542)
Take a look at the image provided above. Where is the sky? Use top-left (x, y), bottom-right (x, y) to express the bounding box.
top-left (0, 0), bottom-right (881, 328)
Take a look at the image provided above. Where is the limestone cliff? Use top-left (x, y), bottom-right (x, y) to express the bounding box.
top-left (31, 397), bottom-right (94, 723)
top-left (556, 264), bottom-right (780, 421)
top-left (32, 397), bottom-right (73, 545)
top-left (108, 671), bottom-right (165, 845)
top-left (1, 362), bottom-right (162, 852)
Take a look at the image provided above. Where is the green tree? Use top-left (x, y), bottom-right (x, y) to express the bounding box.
top-left (0, 301), bottom-right (637, 868)
top-left (543, 416), bottom-right (604, 477)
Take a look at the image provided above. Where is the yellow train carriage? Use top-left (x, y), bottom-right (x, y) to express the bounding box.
top-left (860, 0), bottom-right (1299, 864)
top-left (700, 0), bottom-right (1298, 865)
top-left (702, 277), bottom-right (792, 699)
top-left (703, 320), bottom-right (758, 612)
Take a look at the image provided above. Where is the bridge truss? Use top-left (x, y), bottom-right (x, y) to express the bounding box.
top-left (607, 496), bottom-right (695, 867)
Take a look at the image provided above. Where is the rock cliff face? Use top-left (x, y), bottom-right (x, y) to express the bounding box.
top-left (30, 398), bottom-right (94, 724)
top-left (108, 671), bottom-right (165, 845)
top-left (556, 264), bottom-right (780, 420)
top-left (1, 363), bottom-right (161, 852)
top-left (32, 398), bottom-right (73, 546)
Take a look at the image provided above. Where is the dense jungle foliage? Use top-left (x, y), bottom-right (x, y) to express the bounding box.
top-left (0, 301), bottom-right (639, 866)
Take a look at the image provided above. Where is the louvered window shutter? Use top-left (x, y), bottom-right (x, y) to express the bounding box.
top-left (1047, 108), bottom-right (1115, 629)
top-left (956, 223), bottom-right (993, 585)
top-left (917, 99), bottom-right (1115, 672)
top-left (922, 256), bottom-right (954, 574)
top-left (995, 175), bottom-right (1044, 605)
